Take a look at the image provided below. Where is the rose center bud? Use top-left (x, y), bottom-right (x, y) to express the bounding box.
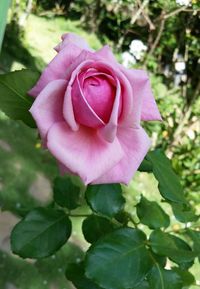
top-left (72, 70), bottom-right (117, 128)
top-left (83, 74), bottom-right (115, 123)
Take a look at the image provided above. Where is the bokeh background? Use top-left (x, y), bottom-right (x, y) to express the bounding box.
top-left (0, 0), bottom-right (199, 288)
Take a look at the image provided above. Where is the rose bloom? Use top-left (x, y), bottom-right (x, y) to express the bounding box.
top-left (29, 33), bottom-right (161, 185)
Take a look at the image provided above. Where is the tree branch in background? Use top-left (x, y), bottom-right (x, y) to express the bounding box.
top-left (143, 16), bottom-right (165, 66)
top-left (19, 0), bottom-right (33, 27)
top-left (167, 79), bottom-right (200, 156)
top-left (131, 0), bottom-right (149, 25)
top-left (164, 6), bottom-right (200, 19)
top-left (136, 0), bottom-right (155, 30)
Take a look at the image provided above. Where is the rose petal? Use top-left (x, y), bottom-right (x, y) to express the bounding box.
top-left (54, 32), bottom-right (92, 52)
top-left (96, 45), bottom-right (118, 66)
top-left (88, 61), bottom-right (132, 142)
top-left (63, 59), bottom-right (102, 131)
top-left (29, 79), bottom-right (67, 142)
top-left (98, 78), bottom-right (121, 142)
top-left (71, 73), bottom-right (105, 128)
top-left (29, 43), bottom-right (82, 97)
top-left (121, 68), bottom-right (162, 122)
top-left (47, 122), bottom-right (124, 185)
top-left (93, 126), bottom-right (151, 184)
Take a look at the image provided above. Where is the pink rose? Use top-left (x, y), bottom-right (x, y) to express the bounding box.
top-left (29, 33), bottom-right (161, 185)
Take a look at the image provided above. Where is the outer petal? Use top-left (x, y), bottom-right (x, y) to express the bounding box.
top-left (121, 68), bottom-right (162, 121)
top-left (47, 122), bottom-right (124, 185)
top-left (29, 43), bottom-right (82, 97)
top-left (96, 45), bottom-right (118, 66)
top-left (93, 126), bottom-right (151, 185)
top-left (29, 79), bottom-right (67, 141)
top-left (54, 32), bottom-right (92, 52)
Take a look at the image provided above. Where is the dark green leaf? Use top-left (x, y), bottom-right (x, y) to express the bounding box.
top-left (0, 69), bottom-right (39, 127)
top-left (187, 229), bottom-right (200, 259)
top-left (134, 281), bottom-right (150, 289)
top-left (138, 158), bottom-right (153, 172)
top-left (66, 262), bottom-right (103, 289)
top-left (85, 228), bottom-right (153, 289)
top-left (11, 207), bottom-right (71, 258)
top-left (148, 266), bottom-right (183, 289)
top-left (146, 150), bottom-right (185, 203)
top-left (114, 211), bottom-right (129, 225)
top-left (149, 230), bottom-right (196, 265)
top-left (136, 196), bottom-right (170, 229)
top-left (171, 203), bottom-right (198, 223)
top-left (173, 267), bottom-right (195, 286)
top-left (85, 184), bottom-right (125, 218)
top-left (170, 235), bottom-right (194, 269)
top-left (82, 215), bottom-right (115, 243)
top-left (53, 176), bottom-right (81, 210)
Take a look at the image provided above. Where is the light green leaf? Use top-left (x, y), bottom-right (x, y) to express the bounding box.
top-left (0, 69), bottom-right (39, 127)
top-left (85, 228), bottom-right (153, 289)
top-left (85, 184), bottom-right (125, 218)
top-left (136, 196), bottom-right (170, 229)
top-left (11, 207), bottom-right (71, 258)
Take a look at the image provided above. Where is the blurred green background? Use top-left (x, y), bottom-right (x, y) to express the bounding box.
top-left (0, 0), bottom-right (199, 288)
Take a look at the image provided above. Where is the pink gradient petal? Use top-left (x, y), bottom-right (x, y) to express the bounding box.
top-left (47, 122), bottom-right (124, 184)
top-left (93, 126), bottom-right (151, 184)
top-left (29, 43), bottom-right (82, 97)
top-left (121, 68), bottom-right (162, 122)
top-left (71, 74), bottom-right (105, 128)
top-left (29, 79), bottom-right (67, 141)
top-left (54, 33), bottom-right (92, 52)
top-left (63, 59), bottom-right (102, 131)
top-left (96, 45), bottom-right (118, 65)
top-left (82, 74), bottom-right (116, 123)
top-left (98, 78), bottom-right (121, 142)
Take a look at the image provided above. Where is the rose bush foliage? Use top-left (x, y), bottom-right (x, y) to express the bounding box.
top-left (29, 33), bottom-right (161, 185)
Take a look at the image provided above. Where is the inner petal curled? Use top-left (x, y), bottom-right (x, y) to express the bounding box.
top-left (71, 69), bottom-right (118, 128)
top-left (82, 72), bottom-right (116, 123)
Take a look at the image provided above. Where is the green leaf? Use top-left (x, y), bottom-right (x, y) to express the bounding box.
top-left (146, 150), bottom-right (185, 203)
top-left (187, 229), bottom-right (200, 259)
top-left (149, 230), bottom-right (196, 265)
top-left (148, 266), bottom-right (183, 289)
top-left (0, 69), bottom-right (39, 127)
top-left (11, 207), bottom-right (71, 258)
top-left (66, 262), bottom-right (103, 289)
top-left (171, 203), bottom-right (198, 223)
top-left (85, 228), bottom-right (153, 289)
top-left (85, 184), bottom-right (125, 218)
top-left (82, 215), bottom-right (115, 243)
top-left (138, 158), bottom-right (153, 172)
top-left (134, 281), bottom-right (150, 289)
top-left (173, 267), bottom-right (195, 287)
top-left (136, 196), bottom-right (170, 229)
top-left (170, 235), bottom-right (194, 269)
top-left (53, 176), bottom-right (81, 210)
